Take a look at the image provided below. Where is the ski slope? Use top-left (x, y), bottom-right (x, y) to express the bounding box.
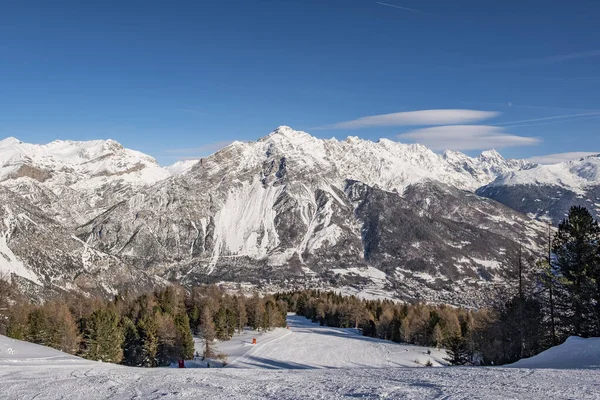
top-left (218, 314), bottom-right (448, 369)
top-left (1, 316), bottom-right (600, 399)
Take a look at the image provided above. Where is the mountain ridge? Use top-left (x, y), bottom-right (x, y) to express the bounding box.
top-left (0, 127), bottom-right (555, 305)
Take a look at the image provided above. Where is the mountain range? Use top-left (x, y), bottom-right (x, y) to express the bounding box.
top-left (2, 126), bottom-right (597, 306)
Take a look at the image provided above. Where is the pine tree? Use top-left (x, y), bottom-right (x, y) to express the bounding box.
top-left (248, 293), bottom-right (264, 331)
top-left (174, 312), bottom-right (194, 360)
top-left (155, 312), bottom-right (177, 366)
top-left (444, 333), bottom-right (469, 365)
top-left (235, 295), bottom-right (248, 333)
top-left (27, 308), bottom-right (50, 346)
top-left (6, 302), bottom-right (29, 340)
top-left (214, 307), bottom-right (228, 340)
top-left (226, 308), bottom-right (237, 339)
top-left (137, 314), bottom-right (159, 367)
top-left (80, 308), bottom-right (123, 363)
top-left (552, 206), bottom-right (600, 337)
top-left (200, 305), bottom-right (216, 359)
top-left (121, 316), bottom-right (143, 366)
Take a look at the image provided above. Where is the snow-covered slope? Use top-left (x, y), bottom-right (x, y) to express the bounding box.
top-left (0, 137), bottom-right (191, 225)
top-left (478, 154), bottom-right (600, 224)
top-left (484, 154), bottom-right (600, 192)
top-left (509, 336), bottom-right (600, 369)
top-left (0, 334), bottom-right (89, 365)
top-left (2, 316), bottom-right (600, 400)
top-left (211, 315), bottom-right (448, 369)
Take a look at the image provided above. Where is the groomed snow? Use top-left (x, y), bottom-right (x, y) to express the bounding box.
top-left (2, 315), bottom-right (600, 399)
top-left (217, 315), bottom-right (447, 369)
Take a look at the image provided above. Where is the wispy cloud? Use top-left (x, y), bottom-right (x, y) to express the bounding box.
top-left (397, 125), bottom-right (540, 151)
top-left (515, 50), bottom-right (600, 66)
top-left (542, 77), bottom-right (600, 83)
top-left (166, 140), bottom-right (233, 156)
top-left (528, 152), bottom-right (600, 165)
top-left (374, 1), bottom-right (429, 14)
top-left (322, 109), bottom-right (499, 129)
top-left (497, 111), bottom-right (600, 128)
top-left (456, 50), bottom-right (600, 70)
top-left (459, 100), bottom-right (596, 113)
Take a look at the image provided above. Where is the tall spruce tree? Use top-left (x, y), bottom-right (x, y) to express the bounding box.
top-left (174, 312), bottom-right (194, 360)
top-left (81, 308), bottom-right (123, 363)
top-left (121, 316), bottom-right (143, 366)
top-left (137, 314), bottom-right (159, 367)
top-left (552, 206), bottom-right (600, 337)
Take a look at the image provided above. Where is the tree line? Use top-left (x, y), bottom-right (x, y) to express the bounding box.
top-left (0, 284), bottom-right (287, 367)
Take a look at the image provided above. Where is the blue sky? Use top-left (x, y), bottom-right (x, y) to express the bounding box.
top-left (1, 0), bottom-right (599, 165)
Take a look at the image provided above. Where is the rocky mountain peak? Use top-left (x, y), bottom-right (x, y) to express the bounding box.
top-left (478, 149), bottom-right (504, 162)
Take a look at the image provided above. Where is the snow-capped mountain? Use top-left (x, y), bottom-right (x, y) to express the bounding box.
top-left (0, 185), bottom-right (160, 300)
top-left (477, 154), bottom-right (600, 224)
top-left (0, 127), bottom-right (549, 305)
top-left (0, 137), bottom-right (190, 225)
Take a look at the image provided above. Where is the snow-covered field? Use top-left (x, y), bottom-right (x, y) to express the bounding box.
top-left (1, 315), bottom-right (600, 399)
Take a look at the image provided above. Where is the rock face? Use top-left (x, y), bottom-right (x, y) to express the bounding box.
top-left (0, 127), bottom-right (553, 306)
top-left (0, 187), bottom-right (158, 301)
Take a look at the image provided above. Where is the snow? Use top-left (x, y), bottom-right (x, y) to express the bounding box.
top-left (0, 136), bottom-right (198, 193)
top-left (1, 316), bottom-right (600, 399)
top-left (224, 315), bottom-right (447, 369)
top-left (509, 336), bottom-right (600, 369)
top-left (0, 206), bottom-right (43, 285)
top-left (165, 159), bottom-right (199, 175)
top-left (0, 335), bottom-right (88, 365)
top-left (488, 154), bottom-right (600, 193)
top-left (471, 258), bottom-right (501, 270)
top-left (331, 266), bottom-right (387, 281)
top-left (211, 178), bottom-right (284, 270)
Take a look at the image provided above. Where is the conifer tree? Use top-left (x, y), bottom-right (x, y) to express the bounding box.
top-left (81, 308), bottom-right (123, 363)
top-left (174, 312), bottom-right (194, 360)
top-left (27, 308), bottom-right (50, 346)
top-left (433, 323), bottom-right (444, 348)
top-left (215, 307), bottom-right (228, 340)
top-left (226, 308), bottom-right (237, 338)
top-left (552, 206), bottom-right (600, 336)
top-left (137, 314), bottom-right (159, 367)
top-left (444, 333), bottom-right (469, 365)
top-left (200, 305), bottom-right (216, 359)
top-left (121, 316), bottom-right (143, 366)
top-left (156, 312), bottom-right (177, 366)
top-left (235, 295), bottom-right (248, 333)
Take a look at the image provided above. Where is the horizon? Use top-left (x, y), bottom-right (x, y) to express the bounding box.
top-left (1, 1), bottom-right (599, 165)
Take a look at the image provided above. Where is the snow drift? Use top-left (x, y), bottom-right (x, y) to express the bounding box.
top-left (509, 336), bottom-right (600, 369)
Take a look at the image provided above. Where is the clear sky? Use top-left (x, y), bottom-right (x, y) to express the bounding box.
top-left (1, 0), bottom-right (599, 165)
